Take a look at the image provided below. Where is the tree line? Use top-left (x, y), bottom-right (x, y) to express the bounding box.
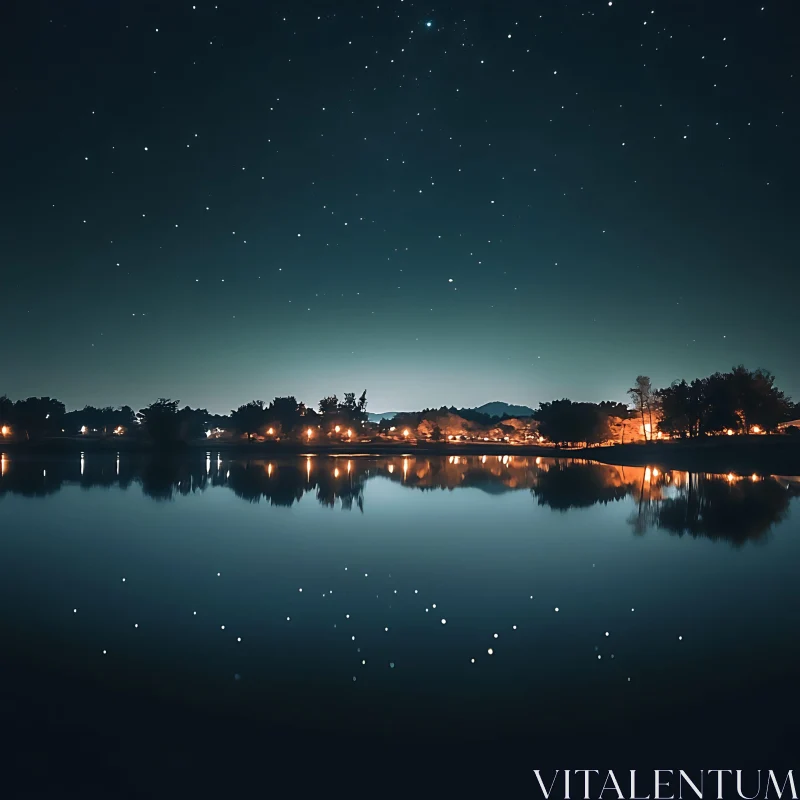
top-left (0, 391), bottom-right (369, 446)
top-left (1, 366), bottom-right (796, 447)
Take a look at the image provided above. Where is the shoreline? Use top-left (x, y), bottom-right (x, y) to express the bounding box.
top-left (3, 437), bottom-right (800, 475)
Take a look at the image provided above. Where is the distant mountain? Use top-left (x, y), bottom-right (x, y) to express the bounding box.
top-left (473, 402), bottom-right (535, 419)
top-left (368, 411), bottom-right (404, 423)
top-left (368, 401), bottom-right (534, 423)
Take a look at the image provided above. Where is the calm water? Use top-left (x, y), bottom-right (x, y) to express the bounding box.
top-left (1, 453), bottom-right (798, 793)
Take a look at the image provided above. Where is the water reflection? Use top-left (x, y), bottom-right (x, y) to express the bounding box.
top-left (1, 453), bottom-right (797, 544)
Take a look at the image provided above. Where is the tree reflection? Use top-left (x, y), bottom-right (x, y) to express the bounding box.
top-left (1, 454), bottom-right (797, 538)
top-left (530, 461), bottom-right (630, 511)
top-left (636, 472), bottom-right (794, 546)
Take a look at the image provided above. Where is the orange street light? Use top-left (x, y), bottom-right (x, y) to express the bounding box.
top-left (335, 425), bottom-right (341, 433)
top-left (403, 429), bottom-right (410, 438)
top-left (307, 428), bottom-right (313, 440)
top-left (267, 427), bottom-right (274, 435)
top-left (347, 429), bottom-right (353, 438)
top-left (0, 425), bottom-right (9, 437)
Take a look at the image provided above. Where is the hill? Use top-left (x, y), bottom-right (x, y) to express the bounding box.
top-left (472, 402), bottom-right (535, 419)
top-left (368, 401), bottom-right (534, 424)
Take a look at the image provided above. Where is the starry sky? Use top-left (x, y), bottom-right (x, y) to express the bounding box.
top-left (2, 1), bottom-right (798, 415)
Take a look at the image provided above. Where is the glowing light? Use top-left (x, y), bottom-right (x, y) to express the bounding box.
top-left (403, 429), bottom-right (410, 437)
top-left (307, 427), bottom-right (313, 440)
top-left (0, 426), bottom-right (9, 436)
top-left (727, 429), bottom-right (734, 436)
top-left (388, 464), bottom-right (394, 473)
top-left (389, 426), bottom-right (396, 432)
top-left (267, 427), bottom-right (274, 435)
top-left (347, 429), bottom-right (353, 438)
top-left (487, 648), bottom-right (494, 655)
top-left (751, 473), bottom-right (758, 482)
top-left (645, 467), bottom-right (652, 481)
top-left (334, 467), bottom-right (340, 478)
top-left (727, 473), bottom-right (735, 482)
top-left (652, 468), bottom-right (659, 477)
top-left (80, 426), bottom-right (87, 434)
top-left (335, 425), bottom-right (341, 433)
top-left (752, 425), bottom-right (761, 434)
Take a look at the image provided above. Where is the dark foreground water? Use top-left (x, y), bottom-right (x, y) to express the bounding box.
top-left (1, 453), bottom-right (798, 795)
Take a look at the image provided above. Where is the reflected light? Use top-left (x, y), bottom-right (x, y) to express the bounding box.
top-left (1, 453), bottom-right (6, 476)
top-left (306, 457), bottom-right (311, 481)
top-left (347, 460), bottom-right (352, 474)
top-left (388, 464), bottom-right (394, 473)
top-left (645, 467), bottom-right (652, 482)
top-left (652, 468), bottom-right (659, 477)
top-left (268, 463), bottom-right (273, 477)
top-left (403, 458), bottom-right (408, 480)
top-left (334, 467), bottom-right (340, 478)
top-left (535, 456), bottom-right (542, 465)
top-left (307, 428), bottom-right (313, 440)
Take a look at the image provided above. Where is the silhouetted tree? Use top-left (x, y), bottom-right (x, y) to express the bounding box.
top-left (267, 396), bottom-right (303, 434)
top-left (13, 397), bottom-right (66, 440)
top-left (230, 401), bottom-right (268, 440)
top-left (137, 399), bottom-right (182, 446)
top-left (628, 376), bottom-right (655, 440)
top-left (534, 400), bottom-right (610, 446)
top-left (318, 395), bottom-right (339, 415)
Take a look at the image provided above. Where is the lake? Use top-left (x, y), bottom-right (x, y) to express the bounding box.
top-left (1, 453), bottom-right (798, 794)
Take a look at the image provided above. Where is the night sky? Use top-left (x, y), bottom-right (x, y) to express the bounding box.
top-left (2, 1), bottom-right (798, 415)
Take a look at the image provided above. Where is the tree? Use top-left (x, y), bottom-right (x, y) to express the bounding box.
top-left (267, 396), bottom-right (303, 434)
top-left (727, 365), bottom-right (792, 433)
top-left (628, 376), bottom-right (655, 441)
top-left (178, 406), bottom-right (211, 442)
top-left (357, 390), bottom-right (368, 420)
top-left (13, 397), bottom-right (66, 440)
top-left (318, 395), bottom-right (339, 415)
top-left (0, 395), bottom-right (13, 425)
top-left (230, 400), bottom-right (268, 440)
top-left (534, 400), bottom-right (610, 447)
top-left (137, 399), bottom-right (181, 445)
